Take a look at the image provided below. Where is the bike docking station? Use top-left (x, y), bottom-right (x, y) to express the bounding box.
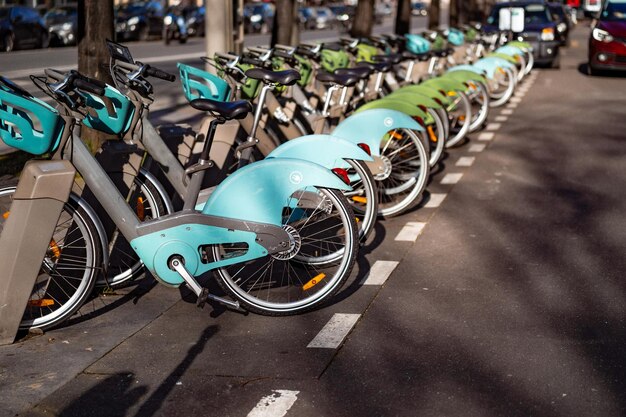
top-left (0, 160), bottom-right (76, 345)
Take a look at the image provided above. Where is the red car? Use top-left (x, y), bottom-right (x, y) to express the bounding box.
top-left (588, 0), bottom-right (626, 74)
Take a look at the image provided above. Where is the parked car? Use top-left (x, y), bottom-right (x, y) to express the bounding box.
top-left (185, 6), bottom-right (205, 37)
top-left (44, 5), bottom-right (77, 46)
top-left (328, 3), bottom-right (354, 30)
top-left (298, 7), bottom-right (316, 30)
top-left (588, 0), bottom-right (626, 75)
top-left (411, 2), bottom-right (428, 17)
top-left (311, 7), bottom-right (336, 30)
top-left (243, 3), bottom-right (274, 34)
top-left (484, 1), bottom-right (561, 67)
top-left (115, 1), bottom-right (164, 42)
top-left (0, 6), bottom-right (49, 52)
top-left (547, 2), bottom-right (571, 46)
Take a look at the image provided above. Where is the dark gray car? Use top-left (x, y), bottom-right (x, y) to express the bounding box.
top-left (1, 6), bottom-right (49, 52)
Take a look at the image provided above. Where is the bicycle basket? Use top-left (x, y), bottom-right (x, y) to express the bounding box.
top-left (355, 43), bottom-right (378, 63)
top-left (447, 28), bottom-right (465, 46)
top-left (178, 63), bottom-right (231, 103)
top-left (320, 48), bottom-right (350, 73)
top-left (405, 34), bottom-right (431, 54)
top-left (79, 84), bottom-right (135, 136)
top-left (0, 77), bottom-right (65, 155)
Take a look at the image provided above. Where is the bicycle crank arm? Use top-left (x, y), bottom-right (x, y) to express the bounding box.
top-left (170, 258), bottom-right (246, 313)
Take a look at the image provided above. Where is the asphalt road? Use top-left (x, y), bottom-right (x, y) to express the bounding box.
top-left (1, 23), bottom-right (626, 417)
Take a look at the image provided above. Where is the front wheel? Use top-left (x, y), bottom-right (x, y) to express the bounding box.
top-left (3, 32), bottom-right (15, 52)
top-left (0, 185), bottom-right (102, 331)
top-left (343, 159), bottom-right (378, 242)
top-left (211, 187), bottom-right (358, 315)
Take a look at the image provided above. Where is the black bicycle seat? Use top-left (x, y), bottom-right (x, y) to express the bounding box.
top-left (334, 66), bottom-right (372, 80)
top-left (190, 98), bottom-right (252, 120)
top-left (402, 51), bottom-right (431, 62)
top-left (373, 53), bottom-right (403, 65)
top-left (245, 68), bottom-right (301, 86)
top-left (315, 71), bottom-right (359, 87)
top-left (354, 61), bottom-right (391, 73)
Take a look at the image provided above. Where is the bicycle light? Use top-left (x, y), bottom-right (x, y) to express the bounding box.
top-left (331, 168), bottom-right (351, 185)
top-left (357, 143), bottom-right (371, 156)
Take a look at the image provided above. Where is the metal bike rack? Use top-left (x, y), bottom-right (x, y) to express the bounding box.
top-left (0, 160), bottom-right (76, 345)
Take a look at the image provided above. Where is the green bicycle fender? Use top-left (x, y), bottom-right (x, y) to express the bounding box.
top-left (332, 108), bottom-right (424, 157)
top-left (267, 134), bottom-right (373, 169)
top-left (420, 77), bottom-right (468, 94)
top-left (387, 89), bottom-right (443, 109)
top-left (398, 84), bottom-right (452, 106)
top-left (442, 69), bottom-right (487, 86)
top-left (507, 41), bottom-right (533, 51)
top-left (355, 99), bottom-right (429, 122)
top-left (447, 65), bottom-right (489, 79)
top-left (486, 52), bottom-right (518, 65)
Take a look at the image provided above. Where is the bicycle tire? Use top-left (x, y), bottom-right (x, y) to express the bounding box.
top-left (489, 68), bottom-right (516, 108)
top-left (343, 159), bottom-right (378, 242)
top-left (445, 91), bottom-right (472, 148)
top-left (211, 187), bottom-right (358, 315)
top-left (0, 184), bottom-right (102, 331)
top-left (426, 108), bottom-right (446, 167)
top-left (468, 81), bottom-right (491, 133)
top-left (376, 127), bottom-right (430, 217)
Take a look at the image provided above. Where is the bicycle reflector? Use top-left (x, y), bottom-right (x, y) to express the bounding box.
top-left (331, 168), bottom-right (350, 185)
top-left (357, 143), bottom-right (371, 156)
top-left (303, 273), bottom-right (326, 291)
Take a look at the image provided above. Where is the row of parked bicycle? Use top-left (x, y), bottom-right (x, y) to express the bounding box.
top-left (0, 26), bottom-right (533, 333)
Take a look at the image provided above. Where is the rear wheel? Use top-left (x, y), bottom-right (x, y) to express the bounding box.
top-left (489, 68), bottom-right (516, 108)
top-left (343, 159), bottom-right (378, 242)
top-left (445, 90), bottom-right (472, 148)
top-left (467, 81), bottom-right (490, 133)
top-left (376, 128), bottom-right (430, 217)
top-left (212, 187), bottom-right (358, 315)
top-left (3, 32), bottom-right (15, 52)
top-left (425, 108), bottom-right (446, 167)
top-left (0, 185), bottom-right (101, 331)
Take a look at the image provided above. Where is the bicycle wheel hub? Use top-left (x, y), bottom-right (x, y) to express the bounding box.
top-left (374, 155), bottom-right (393, 181)
top-left (272, 225), bottom-right (302, 260)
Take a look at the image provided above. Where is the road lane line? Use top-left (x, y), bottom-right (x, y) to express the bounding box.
top-left (510, 97), bottom-right (522, 103)
top-left (456, 156), bottom-right (475, 167)
top-left (506, 103), bottom-right (518, 109)
top-left (395, 222), bottom-right (426, 242)
top-left (495, 116), bottom-right (508, 122)
top-left (478, 132), bottom-right (495, 141)
top-left (362, 261), bottom-right (399, 285)
top-left (486, 123), bottom-right (501, 131)
top-left (247, 390), bottom-right (300, 417)
top-left (307, 314), bottom-right (361, 349)
top-left (440, 173), bottom-right (463, 185)
top-left (501, 109), bottom-right (514, 115)
top-left (424, 193), bottom-right (447, 208)
top-left (469, 143), bottom-right (486, 152)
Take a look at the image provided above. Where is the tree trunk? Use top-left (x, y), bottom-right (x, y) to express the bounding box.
top-left (450, 0), bottom-right (459, 27)
top-left (395, 0), bottom-right (411, 36)
top-left (271, 0), bottom-right (296, 47)
top-left (77, 0), bottom-right (115, 150)
top-left (428, 0), bottom-right (441, 30)
top-left (350, 0), bottom-right (375, 38)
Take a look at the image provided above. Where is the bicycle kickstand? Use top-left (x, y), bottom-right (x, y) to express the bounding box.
top-left (169, 257), bottom-right (247, 313)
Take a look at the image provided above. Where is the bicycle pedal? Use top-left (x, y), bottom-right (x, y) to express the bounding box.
top-left (197, 288), bottom-right (210, 308)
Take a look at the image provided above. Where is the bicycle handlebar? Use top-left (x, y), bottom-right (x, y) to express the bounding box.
top-left (144, 65), bottom-right (176, 82)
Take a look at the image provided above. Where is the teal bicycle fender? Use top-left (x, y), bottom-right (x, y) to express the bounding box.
top-left (478, 56), bottom-right (515, 70)
top-left (486, 52), bottom-right (519, 65)
top-left (355, 99), bottom-right (429, 120)
top-left (202, 157), bottom-right (350, 226)
top-left (332, 109), bottom-right (425, 157)
top-left (495, 45), bottom-right (524, 57)
top-left (267, 134), bottom-right (374, 169)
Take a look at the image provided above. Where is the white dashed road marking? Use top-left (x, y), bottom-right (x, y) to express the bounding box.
top-left (307, 314), bottom-right (361, 349)
top-left (424, 193), bottom-right (447, 208)
top-left (510, 97), bottom-right (522, 103)
top-left (478, 132), bottom-right (495, 141)
top-left (247, 390), bottom-right (300, 417)
top-left (469, 143), bottom-right (486, 152)
top-left (486, 123), bottom-right (501, 131)
top-left (456, 156), bottom-right (475, 167)
top-left (506, 102), bottom-right (518, 109)
top-left (501, 109), bottom-right (514, 115)
top-left (362, 260), bottom-right (399, 285)
top-left (440, 173), bottom-right (463, 185)
top-left (395, 222), bottom-right (426, 242)
top-left (495, 116), bottom-right (508, 122)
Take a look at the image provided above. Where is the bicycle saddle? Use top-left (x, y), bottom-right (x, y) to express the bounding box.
top-left (245, 68), bottom-right (301, 86)
top-left (334, 66), bottom-right (372, 80)
top-left (190, 98), bottom-right (252, 120)
top-left (354, 60), bottom-right (392, 73)
top-left (372, 53), bottom-right (403, 65)
top-left (315, 71), bottom-right (359, 87)
top-left (402, 50), bottom-right (431, 62)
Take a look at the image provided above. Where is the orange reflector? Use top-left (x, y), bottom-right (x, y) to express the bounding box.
top-left (49, 239), bottom-right (61, 259)
top-left (136, 197), bottom-right (145, 221)
top-left (427, 125), bottom-right (437, 142)
top-left (303, 273), bottom-right (326, 291)
top-left (355, 217), bottom-right (360, 223)
top-left (447, 91), bottom-right (457, 97)
top-left (459, 115), bottom-right (466, 122)
top-left (28, 299), bottom-right (55, 307)
top-left (390, 131), bottom-right (403, 139)
top-left (352, 196), bottom-right (367, 204)
top-left (2, 211), bottom-right (9, 220)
